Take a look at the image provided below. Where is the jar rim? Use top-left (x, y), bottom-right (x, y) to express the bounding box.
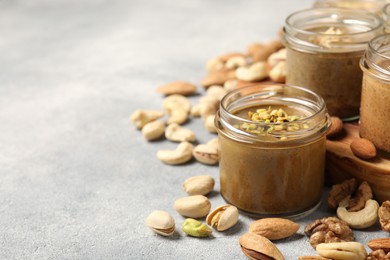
top-left (284, 7), bottom-right (384, 53)
top-left (217, 84), bottom-right (330, 143)
top-left (361, 33), bottom-right (390, 79)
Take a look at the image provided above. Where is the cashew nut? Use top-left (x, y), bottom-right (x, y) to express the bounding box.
top-left (269, 61), bottom-right (286, 83)
top-left (165, 123), bottom-right (196, 142)
top-left (163, 94), bottom-right (191, 125)
top-left (163, 94), bottom-right (191, 112)
top-left (166, 107), bottom-right (188, 125)
top-left (236, 61), bottom-right (268, 82)
top-left (142, 120), bottom-right (165, 141)
top-left (157, 142), bottom-right (193, 165)
top-left (225, 56), bottom-right (247, 69)
top-left (206, 57), bottom-right (224, 72)
top-left (223, 79), bottom-right (238, 92)
top-left (267, 48), bottom-right (286, 68)
top-left (130, 109), bottom-right (164, 129)
top-left (206, 85), bottom-right (228, 102)
top-left (337, 198), bottom-right (379, 229)
top-left (190, 103), bottom-right (201, 117)
top-left (204, 114), bottom-right (217, 133)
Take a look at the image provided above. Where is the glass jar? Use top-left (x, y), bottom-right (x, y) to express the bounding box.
top-left (383, 4), bottom-right (390, 32)
top-left (314, 0), bottom-right (386, 15)
top-left (283, 8), bottom-right (383, 120)
top-left (215, 84), bottom-right (330, 217)
top-left (360, 34), bottom-right (390, 153)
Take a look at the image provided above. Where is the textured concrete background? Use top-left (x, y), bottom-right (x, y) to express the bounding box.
top-left (0, 0), bottom-right (386, 259)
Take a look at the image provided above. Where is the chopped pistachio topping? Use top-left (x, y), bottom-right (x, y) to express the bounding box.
top-left (239, 106), bottom-right (303, 138)
top-left (248, 106), bottom-right (300, 123)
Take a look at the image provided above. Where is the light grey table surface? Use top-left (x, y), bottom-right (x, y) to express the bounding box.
top-left (1, 0), bottom-right (387, 259)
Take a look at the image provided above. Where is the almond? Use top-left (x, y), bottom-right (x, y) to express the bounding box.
top-left (249, 218), bottom-right (300, 240)
top-left (156, 81), bottom-right (197, 96)
top-left (200, 69), bottom-right (236, 88)
top-left (368, 238), bottom-right (390, 252)
top-left (350, 138), bottom-right (376, 160)
top-left (326, 116), bottom-right (343, 139)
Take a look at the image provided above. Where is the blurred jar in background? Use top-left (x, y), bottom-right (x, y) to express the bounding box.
top-left (283, 8), bottom-right (384, 120)
top-left (359, 34), bottom-right (390, 153)
top-left (314, 0), bottom-right (386, 14)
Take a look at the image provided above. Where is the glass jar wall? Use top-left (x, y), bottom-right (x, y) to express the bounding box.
top-left (360, 34), bottom-right (390, 153)
top-left (215, 84), bottom-right (330, 217)
top-left (283, 8), bottom-right (383, 120)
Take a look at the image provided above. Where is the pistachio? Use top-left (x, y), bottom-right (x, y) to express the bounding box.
top-left (145, 210), bottom-right (175, 237)
top-left (174, 195), bottom-right (211, 218)
top-left (206, 204), bottom-right (239, 231)
top-left (165, 123), bottom-right (196, 142)
top-left (193, 144), bottom-right (219, 165)
top-left (183, 175), bottom-right (215, 196)
top-left (239, 232), bottom-right (284, 260)
top-left (182, 218), bottom-right (212, 237)
top-left (206, 138), bottom-right (219, 153)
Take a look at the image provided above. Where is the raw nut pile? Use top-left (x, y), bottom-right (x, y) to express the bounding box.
top-left (130, 37), bottom-right (287, 166)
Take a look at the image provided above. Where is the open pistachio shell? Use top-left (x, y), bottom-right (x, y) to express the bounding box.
top-left (206, 204), bottom-right (239, 231)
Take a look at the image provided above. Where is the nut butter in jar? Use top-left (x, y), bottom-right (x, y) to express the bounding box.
top-left (215, 84), bottom-right (330, 217)
top-left (283, 8), bottom-right (383, 120)
top-left (360, 34), bottom-right (390, 153)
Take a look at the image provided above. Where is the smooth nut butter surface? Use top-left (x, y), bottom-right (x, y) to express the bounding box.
top-left (360, 73), bottom-right (390, 153)
top-left (219, 105), bottom-right (326, 216)
top-left (286, 48), bottom-right (362, 118)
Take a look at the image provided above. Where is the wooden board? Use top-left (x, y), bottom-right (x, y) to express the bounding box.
top-left (326, 123), bottom-right (390, 203)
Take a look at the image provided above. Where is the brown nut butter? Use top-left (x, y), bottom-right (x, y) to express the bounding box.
top-left (360, 34), bottom-right (390, 153)
top-left (283, 8), bottom-right (383, 120)
top-left (215, 84), bottom-right (330, 217)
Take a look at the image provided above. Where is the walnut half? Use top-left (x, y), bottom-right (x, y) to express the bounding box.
top-left (304, 217), bottom-right (354, 248)
top-left (379, 200), bottom-right (390, 233)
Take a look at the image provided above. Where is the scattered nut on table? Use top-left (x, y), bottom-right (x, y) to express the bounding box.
top-left (249, 218), bottom-right (300, 240)
top-left (130, 109), bottom-right (165, 129)
top-left (378, 200), bottom-right (390, 233)
top-left (174, 195), bottom-right (211, 218)
top-left (165, 123), bottom-right (196, 142)
top-left (304, 217), bottom-right (354, 248)
top-left (145, 210), bottom-right (175, 237)
top-left (327, 178), bottom-right (358, 210)
top-left (182, 218), bottom-right (212, 238)
top-left (142, 120), bottom-right (165, 141)
top-left (368, 238), bottom-right (390, 253)
top-left (239, 232), bottom-right (284, 260)
top-left (316, 242), bottom-right (367, 260)
top-left (156, 81), bottom-right (197, 96)
top-left (193, 144), bottom-right (219, 165)
top-left (156, 141), bottom-right (193, 165)
top-left (183, 175), bottom-right (215, 196)
top-left (235, 61), bottom-right (268, 82)
top-left (336, 197), bottom-right (379, 229)
top-left (206, 204), bottom-right (239, 231)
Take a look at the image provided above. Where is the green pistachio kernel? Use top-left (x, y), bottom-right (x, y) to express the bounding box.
top-left (182, 218), bottom-right (212, 237)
